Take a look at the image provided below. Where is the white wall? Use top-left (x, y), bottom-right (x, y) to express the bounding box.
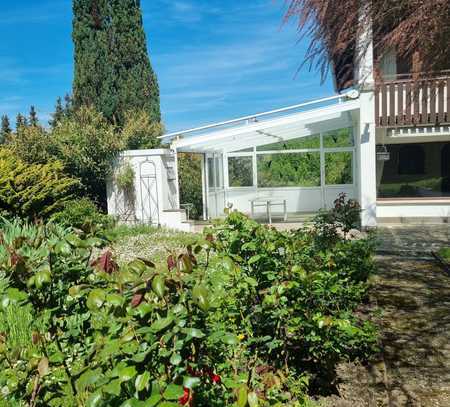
top-left (107, 149), bottom-right (181, 227)
top-left (377, 202), bottom-right (450, 219)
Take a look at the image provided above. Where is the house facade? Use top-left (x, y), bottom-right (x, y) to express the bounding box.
top-left (108, 22), bottom-right (450, 229)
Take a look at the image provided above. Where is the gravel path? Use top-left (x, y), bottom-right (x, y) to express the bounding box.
top-left (322, 250), bottom-right (450, 407)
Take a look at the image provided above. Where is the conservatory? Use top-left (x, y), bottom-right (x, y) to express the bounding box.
top-left (166, 95), bottom-right (361, 221)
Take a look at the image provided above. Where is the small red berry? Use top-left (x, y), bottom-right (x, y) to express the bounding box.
top-left (211, 374), bottom-right (221, 384)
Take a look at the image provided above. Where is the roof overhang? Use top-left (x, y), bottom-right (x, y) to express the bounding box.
top-left (170, 98), bottom-right (360, 154)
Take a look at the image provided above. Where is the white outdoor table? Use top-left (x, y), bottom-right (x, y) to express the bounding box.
top-left (249, 197), bottom-right (287, 224)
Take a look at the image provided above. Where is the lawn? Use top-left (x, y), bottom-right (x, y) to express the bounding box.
top-left (109, 224), bottom-right (200, 266)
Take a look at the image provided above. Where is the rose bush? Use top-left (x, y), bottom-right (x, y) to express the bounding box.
top-left (0, 206), bottom-right (377, 406)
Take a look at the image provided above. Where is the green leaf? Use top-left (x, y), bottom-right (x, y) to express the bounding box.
top-left (106, 293), bottom-right (124, 307)
top-left (163, 384), bottom-right (184, 400)
top-left (104, 379), bottom-right (122, 396)
top-left (145, 394), bottom-right (162, 407)
top-left (135, 371), bottom-right (151, 392)
top-left (118, 365), bottom-right (137, 382)
top-left (222, 333), bottom-right (239, 345)
top-left (182, 327), bottom-right (205, 338)
top-left (248, 392), bottom-right (259, 407)
top-left (192, 285), bottom-right (210, 312)
top-left (86, 392), bottom-right (103, 407)
top-left (35, 270), bottom-right (52, 289)
top-left (151, 275), bottom-right (166, 299)
top-left (87, 289), bottom-right (106, 310)
top-left (77, 368), bottom-right (102, 392)
top-left (248, 255), bottom-right (261, 265)
top-left (169, 353), bottom-right (182, 366)
top-left (150, 316), bottom-right (174, 333)
top-left (237, 385), bottom-right (248, 407)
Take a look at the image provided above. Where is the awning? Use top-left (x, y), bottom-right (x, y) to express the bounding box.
top-left (161, 93), bottom-right (360, 154)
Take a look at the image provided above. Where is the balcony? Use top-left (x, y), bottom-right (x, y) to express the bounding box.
top-left (375, 72), bottom-right (450, 128)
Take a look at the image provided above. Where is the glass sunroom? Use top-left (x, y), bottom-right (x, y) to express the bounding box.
top-left (169, 96), bottom-right (361, 221)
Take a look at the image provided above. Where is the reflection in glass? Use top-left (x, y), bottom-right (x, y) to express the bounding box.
top-left (325, 152), bottom-right (353, 185)
top-left (228, 156), bottom-right (253, 187)
top-left (257, 153), bottom-right (321, 187)
top-left (256, 134), bottom-right (320, 151)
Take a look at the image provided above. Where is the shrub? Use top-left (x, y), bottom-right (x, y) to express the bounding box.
top-left (50, 198), bottom-right (116, 238)
top-left (0, 211), bottom-right (376, 406)
top-left (116, 162), bottom-right (135, 192)
top-left (0, 149), bottom-right (80, 220)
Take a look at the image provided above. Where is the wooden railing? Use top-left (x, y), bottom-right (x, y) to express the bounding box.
top-left (375, 74), bottom-right (450, 127)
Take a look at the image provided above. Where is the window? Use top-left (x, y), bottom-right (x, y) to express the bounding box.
top-left (256, 134), bottom-right (320, 151)
top-left (377, 142), bottom-right (450, 198)
top-left (398, 145), bottom-right (425, 175)
top-left (323, 128), bottom-right (354, 148)
top-left (207, 157), bottom-right (215, 188)
top-left (228, 156), bottom-right (253, 187)
top-left (257, 152), bottom-right (321, 187)
top-left (325, 152), bottom-right (353, 185)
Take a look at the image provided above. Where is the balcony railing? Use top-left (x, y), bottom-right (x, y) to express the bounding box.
top-left (375, 73), bottom-right (450, 128)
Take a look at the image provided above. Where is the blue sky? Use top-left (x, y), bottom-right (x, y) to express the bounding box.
top-left (0, 0), bottom-right (333, 132)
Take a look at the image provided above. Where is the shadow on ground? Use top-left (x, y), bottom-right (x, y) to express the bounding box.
top-left (321, 226), bottom-right (450, 407)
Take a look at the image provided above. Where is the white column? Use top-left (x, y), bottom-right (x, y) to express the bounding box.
top-left (173, 148), bottom-right (181, 209)
top-left (201, 153), bottom-right (208, 220)
top-left (356, 2), bottom-right (377, 228)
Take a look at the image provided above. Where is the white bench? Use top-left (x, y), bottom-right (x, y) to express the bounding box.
top-left (250, 197), bottom-right (287, 224)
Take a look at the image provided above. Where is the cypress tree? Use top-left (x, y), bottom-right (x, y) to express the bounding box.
top-left (72, 0), bottom-right (160, 127)
top-left (109, 0), bottom-right (160, 125)
top-left (0, 115), bottom-right (11, 143)
top-left (73, 0), bottom-right (117, 121)
top-left (29, 106), bottom-right (39, 126)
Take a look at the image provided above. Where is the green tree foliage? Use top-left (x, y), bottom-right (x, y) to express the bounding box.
top-left (49, 97), bottom-right (65, 129)
top-left (0, 115), bottom-right (11, 144)
top-left (51, 106), bottom-right (125, 204)
top-left (29, 106), bottom-right (39, 127)
top-left (15, 113), bottom-right (28, 130)
top-left (0, 149), bottom-right (80, 219)
top-left (121, 109), bottom-right (163, 150)
top-left (72, 0), bottom-right (160, 127)
top-left (178, 153), bottom-right (203, 219)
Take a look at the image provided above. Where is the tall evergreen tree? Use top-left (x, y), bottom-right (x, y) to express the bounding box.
top-left (16, 113), bottom-right (28, 129)
top-left (109, 0), bottom-right (160, 125)
top-left (0, 115), bottom-right (11, 143)
top-left (72, 0), bottom-right (160, 127)
top-left (49, 97), bottom-right (65, 128)
top-left (29, 106), bottom-right (39, 126)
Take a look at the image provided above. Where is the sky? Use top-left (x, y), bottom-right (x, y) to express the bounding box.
top-left (0, 0), bottom-right (334, 132)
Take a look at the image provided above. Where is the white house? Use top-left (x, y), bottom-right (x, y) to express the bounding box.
top-left (108, 23), bottom-right (450, 230)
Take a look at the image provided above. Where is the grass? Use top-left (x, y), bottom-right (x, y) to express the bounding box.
top-left (108, 224), bottom-right (200, 267)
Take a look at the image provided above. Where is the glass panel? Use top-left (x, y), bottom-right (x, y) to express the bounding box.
top-left (323, 128), bottom-right (354, 148)
top-left (377, 142), bottom-right (450, 198)
top-left (325, 152), bottom-right (353, 185)
top-left (214, 156), bottom-right (223, 188)
top-left (228, 156), bottom-right (253, 187)
top-left (207, 157), bottom-right (215, 188)
top-left (256, 134), bottom-right (320, 151)
top-left (257, 152), bottom-right (321, 187)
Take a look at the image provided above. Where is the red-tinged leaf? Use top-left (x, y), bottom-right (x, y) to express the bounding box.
top-left (205, 234), bottom-right (214, 243)
top-left (91, 251), bottom-right (118, 274)
top-left (167, 255), bottom-right (176, 271)
top-left (131, 293), bottom-right (144, 308)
